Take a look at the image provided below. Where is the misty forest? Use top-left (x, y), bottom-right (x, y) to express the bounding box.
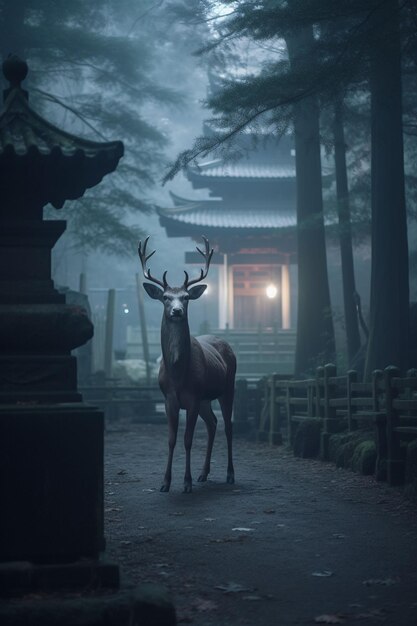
top-left (1, 1), bottom-right (417, 625)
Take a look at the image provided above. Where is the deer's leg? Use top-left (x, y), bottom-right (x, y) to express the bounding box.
top-left (183, 403), bottom-right (199, 493)
top-left (197, 400), bottom-right (217, 482)
top-left (219, 387), bottom-right (235, 484)
top-left (161, 397), bottom-right (179, 493)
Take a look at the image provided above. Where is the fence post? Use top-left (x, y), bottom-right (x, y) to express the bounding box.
top-left (373, 369), bottom-right (386, 481)
top-left (385, 365), bottom-right (404, 486)
top-left (320, 363), bottom-right (337, 460)
top-left (233, 378), bottom-right (249, 434)
top-left (79, 272), bottom-right (87, 294)
top-left (104, 288), bottom-right (116, 379)
top-left (286, 384), bottom-right (296, 448)
top-left (315, 366), bottom-right (325, 418)
top-left (347, 369), bottom-right (357, 431)
top-left (269, 373), bottom-right (282, 446)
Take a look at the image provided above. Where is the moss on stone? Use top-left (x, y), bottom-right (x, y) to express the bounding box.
top-left (351, 440), bottom-right (377, 475)
top-left (328, 430), bottom-right (376, 474)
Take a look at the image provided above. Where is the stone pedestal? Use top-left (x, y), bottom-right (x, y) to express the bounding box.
top-left (0, 404), bottom-right (104, 563)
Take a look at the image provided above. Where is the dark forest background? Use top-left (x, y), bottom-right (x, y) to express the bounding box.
top-left (2, 0), bottom-right (417, 378)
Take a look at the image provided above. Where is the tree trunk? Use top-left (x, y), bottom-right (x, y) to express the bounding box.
top-left (364, 0), bottom-right (409, 378)
top-left (333, 97), bottom-right (361, 365)
top-left (287, 27), bottom-right (336, 376)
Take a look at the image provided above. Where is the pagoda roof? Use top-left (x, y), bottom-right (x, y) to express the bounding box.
top-left (0, 56), bottom-right (124, 209)
top-left (158, 194), bottom-right (296, 233)
top-left (187, 158), bottom-right (296, 181)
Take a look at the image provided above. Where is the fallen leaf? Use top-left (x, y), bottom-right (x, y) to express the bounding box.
top-left (105, 507), bottom-right (122, 512)
top-left (362, 577), bottom-right (399, 586)
top-left (263, 509), bottom-right (276, 514)
top-left (169, 511), bottom-right (185, 516)
top-left (119, 540), bottom-right (132, 546)
top-left (203, 518), bottom-right (216, 522)
top-left (142, 488), bottom-right (156, 493)
top-left (232, 527), bottom-right (254, 532)
top-left (117, 469), bottom-right (127, 475)
top-left (214, 582), bottom-right (254, 594)
top-left (312, 570), bottom-right (334, 577)
top-left (314, 614), bottom-right (346, 624)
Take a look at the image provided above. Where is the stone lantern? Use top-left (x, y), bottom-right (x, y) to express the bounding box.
top-left (0, 56), bottom-right (123, 591)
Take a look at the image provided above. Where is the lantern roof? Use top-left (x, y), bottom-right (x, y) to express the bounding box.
top-left (0, 56), bottom-right (124, 210)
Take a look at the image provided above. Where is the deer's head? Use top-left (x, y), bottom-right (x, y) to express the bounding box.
top-left (138, 236), bottom-right (213, 322)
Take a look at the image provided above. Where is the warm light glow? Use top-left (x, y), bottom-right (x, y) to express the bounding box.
top-left (266, 284), bottom-right (278, 299)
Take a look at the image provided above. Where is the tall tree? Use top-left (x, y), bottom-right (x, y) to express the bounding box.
top-left (333, 96), bottom-right (362, 365)
top-left (365, 0), bottom-right (409, 376)
top-left (286, 25), bottom-right (336, 374)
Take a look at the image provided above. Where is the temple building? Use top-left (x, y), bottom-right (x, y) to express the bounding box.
top-left (158, 132), bottom-right (298, 331)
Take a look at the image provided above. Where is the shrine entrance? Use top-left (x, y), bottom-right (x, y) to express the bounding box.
top-left (233, 265), bottom-right (281, 329)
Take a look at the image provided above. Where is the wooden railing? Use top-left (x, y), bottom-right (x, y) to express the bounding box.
top-left (253, 364), bottom-right (417, 486)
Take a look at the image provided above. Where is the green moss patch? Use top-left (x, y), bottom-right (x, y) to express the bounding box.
top-left (328, 430), bottom-right (376, 475)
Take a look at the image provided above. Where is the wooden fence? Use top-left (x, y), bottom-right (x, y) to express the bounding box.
top-left (253, 364), bottom-right (417, 486)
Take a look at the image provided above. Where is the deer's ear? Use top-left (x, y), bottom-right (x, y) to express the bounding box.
top-left (143, 283), bottom-right (164, 301)
top-left (188, 284), bottom-right (207, 300)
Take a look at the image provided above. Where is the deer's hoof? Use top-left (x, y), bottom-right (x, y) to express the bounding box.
top-left (160, 483), bottom-right (170, 492)
top-left (197, 473), bottom-right (208, 482)
top-left (183, 483), bottom-right (192, 493)
top-left (226, 473), bottom-right (235, 484)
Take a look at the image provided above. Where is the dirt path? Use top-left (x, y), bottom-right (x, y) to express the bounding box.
top-left (104, 420), bottom-right (417, 626)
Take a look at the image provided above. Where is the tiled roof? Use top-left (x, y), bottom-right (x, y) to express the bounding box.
top-left (0, 57), bottom-right (124, 209)
top-left (158, 201), bottom-right (296, 230)
top-left (188, 159), bottom-right (295, 180)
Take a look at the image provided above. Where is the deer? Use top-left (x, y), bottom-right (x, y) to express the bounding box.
top-left (138, 235), bottom-right (236, 493)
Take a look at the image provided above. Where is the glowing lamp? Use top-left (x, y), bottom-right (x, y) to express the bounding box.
top-left (266, 283), bottom-right (278, 299)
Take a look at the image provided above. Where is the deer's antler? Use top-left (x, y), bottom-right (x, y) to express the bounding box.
top-left (183, 236), bottom-right (214, 289)
top-left (138, 236), bottom-right (168, 289)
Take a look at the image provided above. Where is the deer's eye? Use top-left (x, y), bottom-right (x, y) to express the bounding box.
top-left (183, 294), bottom-right (189, 301)
top-left (163, 295), bottom-right (169, 301)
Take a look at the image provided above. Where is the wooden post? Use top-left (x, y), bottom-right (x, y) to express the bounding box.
top-left (315, 366), bottom-right (325, 418)
top-left (320, 363), bottom-right (337, 460)
top-left (233, 378), bottom-right (249, 434)
top-left (79, 272), bottom-right (87, 294)
top-left (104, 288), bottom-right (116, 380)
top-left (269, 373), bottom-right (282, 446)
top-left (135, 273), bottom-right (151, 385)
top-left (372, 369), bottom-right (386, 482)
top-left (385, 365), bottom-right (403, 486)
top-left (347, 369), bottom-right (357, 431)
top-left (286, 385), bottom-right (295, 448)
